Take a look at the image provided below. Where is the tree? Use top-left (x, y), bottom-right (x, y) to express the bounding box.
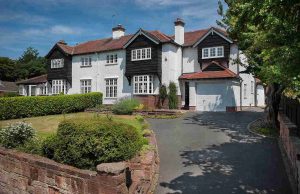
top-left (159, 84), bottom-right (168, 107)
top-left (0, 57), bottom-right (17, 81)
top-left (218, 0), bottom-right (300, 128)
top-left (168, 82), bottom-right (178, 109)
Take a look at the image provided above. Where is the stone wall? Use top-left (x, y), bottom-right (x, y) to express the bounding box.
top-left (0, 132), bottom-right (159, 194)
top-left (134, 95), bottom-right (182, 110)
top-left (278, 112), bottom-right (300, 194)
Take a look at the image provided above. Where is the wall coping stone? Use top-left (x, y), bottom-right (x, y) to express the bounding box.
top-left (97, 162), bottom-right (127, 175)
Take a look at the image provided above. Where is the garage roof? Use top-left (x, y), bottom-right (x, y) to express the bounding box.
top-left (179, 69), bottom-right (238, 80)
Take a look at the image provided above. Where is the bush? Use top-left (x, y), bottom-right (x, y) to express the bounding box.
top-left (112, 98), bottom-right (140, 115)
top-left (1, 92), bottom-right (19, 97)
top-left (0, 122), bottom-right (35, 148)
top-left (0, 92), bottom-right (102, 120)
top-left (42, 118), bottom-right (146, 169)
top-left (159, 84), bottom-right (168, 107)
top-left (17, 136), bottom-right (43, 155)
top-left (168, 82), bottom-right (178, 109)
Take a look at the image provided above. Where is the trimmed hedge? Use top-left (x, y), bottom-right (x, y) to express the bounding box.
top-left (42, 118), bottom-right (146, 169)
top-left (0, 92), bottom-right (102, 120)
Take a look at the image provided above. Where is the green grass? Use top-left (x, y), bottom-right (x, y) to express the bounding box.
top-left (255, 127), bottom-right (279, 137)
top-left (0, 112), bottom-right (143, 138)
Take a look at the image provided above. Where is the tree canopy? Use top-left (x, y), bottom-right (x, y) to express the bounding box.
top-left (0, 47), bottom-right (47, 81)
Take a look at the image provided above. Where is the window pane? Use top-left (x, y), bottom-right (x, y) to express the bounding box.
top-left (89, 58), bottom-right (92, 66)
top-left (114, 54), bottom-right (117, 63)
top-left (107, 55), bottom-right (109, 63)
top-left (210, 48), bottom-right (216, 57)
top-left (142, 49), bottom-right (145, 59)
top-left (203, 49), bottom-right (209, 58)
top-left (146, 48), bottom-right (151, 58)
top-left (217, 47), bottom-right (223, 56)
top-left (137, 50), bottom-right (141, 59)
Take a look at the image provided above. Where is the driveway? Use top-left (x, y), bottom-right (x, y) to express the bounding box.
top-left (147, 108), bottom-right (292, 194)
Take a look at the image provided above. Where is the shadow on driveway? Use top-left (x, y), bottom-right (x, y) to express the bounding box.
top-left (148, 109), bottom-right (292, 194)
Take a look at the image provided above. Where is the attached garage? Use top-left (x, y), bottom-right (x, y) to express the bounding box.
top-left (196, 80), bottom-right (239, 111)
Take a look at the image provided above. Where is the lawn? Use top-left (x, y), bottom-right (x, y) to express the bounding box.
top-left (0, 112), bottom-right (143, 138)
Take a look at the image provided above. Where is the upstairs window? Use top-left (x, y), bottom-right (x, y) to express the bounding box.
top-left (131, 48), bottom-right (151, 61)
top-left (81, 57), bottom-right (92, 67)
top-left (106, 54), bottom-right (118, 64)
top-left (202, 46), bottom-right (224, 59)
top-left (133, 75), bottom-right (154, 94)
top-left (51, 59), bottom-right (64, 68)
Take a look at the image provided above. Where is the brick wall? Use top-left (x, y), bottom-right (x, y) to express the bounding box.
top-left (278, 112), bottom-right (300, 194)
top-left (0, 132), bottom-right (159, 194)
top-left (134, 95), bottom-right (182, 110)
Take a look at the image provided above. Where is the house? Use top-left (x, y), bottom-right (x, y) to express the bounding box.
top-left (0, 80), bottom-right (18, 96)
top-left (17, 75), bottom-right (48, 96)
top-left (18, 18), bottom-right (265, 111)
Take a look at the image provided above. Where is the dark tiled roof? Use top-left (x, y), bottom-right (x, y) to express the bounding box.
top-left (16, 74), bottom-right (47, 85)
top-left (54, 27), bottom-right (229, 55)
top-left (179, 69), bottom-right (238, 80)
top-left (0, 81), bottom-right (18, 92)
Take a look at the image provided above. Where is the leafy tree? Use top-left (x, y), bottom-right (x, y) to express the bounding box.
top-left (18, 47), bottom-right (39, 64)
top-left (218, 0), bottom-right (300, 128)
top-left (0, 57), bottom-right (17, 81)
top-left (168, 82), bottom-right (178, 109)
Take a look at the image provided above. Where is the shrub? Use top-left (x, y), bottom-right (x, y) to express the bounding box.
top-left (42, 118), bottom-right (146, 169)
top-left (0, 92), bottom-right (102, 120)
top-left (135, 115), bottom-right (144, 123)
top-left (168, 82), bottom-right (178, 109)
top-left (159, 84), bottom-right (168, 107)
top-left (1, 92), bottom-right (19, 97)
top-left (0, 122), bottom-right (35, 148)
top-left (17, 136), bottom-right (44, 155)
top-left (112, 98), bottom-right (140, 115)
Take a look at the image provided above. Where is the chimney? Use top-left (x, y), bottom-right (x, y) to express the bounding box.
top-left (112, 24), bottom-right (125, 39)
top-left (174, 18), bottom-right (185, 45)
top-left (57, 40), bottom-right (67, 45)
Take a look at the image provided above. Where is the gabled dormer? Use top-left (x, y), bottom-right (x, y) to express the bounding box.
top-left (193, 27), bottom-right (233, 70)
top-left (45, 40), bottom-right (73, 85)
top-left (123, 29), bottom-right (172, 83)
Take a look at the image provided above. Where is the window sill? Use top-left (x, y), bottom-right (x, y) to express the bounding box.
top-left (105, 63), bottom-right (118, 66)
top-left (80, 65), bottom-right (92, 68)
top-left (104, 97), bottom-right (118, 99)
top-left (131, 59), bottom-right (151, 61)
top-left (202, 56), bottom-right (224, 59)
top-left (133, 93), bottom-right (155, 95)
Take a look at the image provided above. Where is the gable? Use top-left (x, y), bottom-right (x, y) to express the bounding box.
top-left (123, 29), bottom-right (159, 48)
top-left (202, 62), bottom-right (226, 71)
top-left (193, 28), bottom-right (232, 48)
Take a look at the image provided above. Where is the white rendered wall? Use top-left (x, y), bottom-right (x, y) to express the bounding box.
top-left (182, 47), bottom-right (200, 73)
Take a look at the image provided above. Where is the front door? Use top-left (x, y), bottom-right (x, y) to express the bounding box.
top-left (185, 82), bottom-right (189, 108)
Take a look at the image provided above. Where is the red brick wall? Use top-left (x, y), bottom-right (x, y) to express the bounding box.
top-left (0, 133), bottom-right (159, 194)
top-left (278, 112), bottom-right (300, 194)
top-left (134, 95), bottom-right (182, 110)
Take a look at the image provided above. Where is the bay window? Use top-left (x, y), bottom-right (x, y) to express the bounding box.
top-left (133, 75), bottom-right (154, 94)
top-left (131, 48), bottom-right (151, 61)
top-left (51, 58), bottom-right (64, 68)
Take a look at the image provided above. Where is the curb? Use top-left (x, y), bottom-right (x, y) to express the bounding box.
top-left (247, 118), bottom-right (277, 139)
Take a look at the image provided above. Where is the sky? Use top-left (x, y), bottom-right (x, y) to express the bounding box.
top-left (0, 0), bottom-right (225, 59)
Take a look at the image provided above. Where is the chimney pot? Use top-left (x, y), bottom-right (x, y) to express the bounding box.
top-left (112, 24), bottom-right (125, 39)
top-left (57, 40), bottom-right (67, 45)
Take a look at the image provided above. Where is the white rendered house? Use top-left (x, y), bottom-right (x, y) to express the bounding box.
top-left (18, 19), bottom-right (265, 111)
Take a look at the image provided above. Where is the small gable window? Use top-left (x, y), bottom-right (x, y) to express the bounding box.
top-left (51, 58), bottom-right (64, 68)
top-left (131, 48), bottom-right (151, 61)
top-left (106, 54), bottom-right (118, 64)
top-left (202, 46), bottom-right (224, 59)
top-left (81, 57), bottom-right (92, 67)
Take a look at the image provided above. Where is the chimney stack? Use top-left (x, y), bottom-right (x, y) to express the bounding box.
top-left (112, 24), bottom-right (125, 39)
top-left (174, 18), bottom-right (185, 45)
top-left (57, 40), bottom-right (67, 45)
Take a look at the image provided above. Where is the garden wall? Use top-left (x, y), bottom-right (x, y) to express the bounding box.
top-left (0, 132), bottom-right (159, 194)
top-left (278, 112), bottom-right (300, 194)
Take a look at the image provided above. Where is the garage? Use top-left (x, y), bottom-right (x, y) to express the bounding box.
top-left (196, 81), bottom-right (237, 111)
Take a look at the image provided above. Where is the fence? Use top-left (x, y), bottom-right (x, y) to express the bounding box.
top-left (281, 96), bottom-right (300, 134)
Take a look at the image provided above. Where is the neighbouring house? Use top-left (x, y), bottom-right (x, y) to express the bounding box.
top-left (17, 75), bottom-right (48, 96)
top-left (0, 80), bottom-right (18, 96)
top-left (18, 18), bottom-right (265, 111)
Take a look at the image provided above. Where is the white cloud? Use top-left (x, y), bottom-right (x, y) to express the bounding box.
top-left (134, 0), bottom-right (197, 7)
top-left (50, 25), bottom-right (81, 35)
top-left (23, 25), bottom-right (82, 36)
top-left (0, 12), bottom-right (49, 24)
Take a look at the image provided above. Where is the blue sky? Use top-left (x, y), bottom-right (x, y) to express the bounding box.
top-left (0, 0), bottom-right (224, 59)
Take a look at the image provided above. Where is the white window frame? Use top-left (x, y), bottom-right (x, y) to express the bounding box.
top-left (51, 58), bottom-right (64, 68)
top-left (202, 46), bottom-right (224, 59)
top-left (106, 54), bottom-right (118, 65)
top-left (133, 75), bottom-right (154, 94)
top-left (105, 78), bottom-right (118, 98)
top-left (80, 79), bottom-right (92, 94)
top-left (131, 48), bottom-right (151, 61)
top-left (81, 57), bottom-right (92, 67)
top-left (244, 83), bottom-right (247, 99)
top-left (52, 79), bottom-right (66, 95)
top-left (40, 83), bottom-right (48, 95)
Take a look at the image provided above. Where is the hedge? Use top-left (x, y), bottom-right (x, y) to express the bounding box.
top-left (42, 118), bottom-right (146, 169)
top-left (0, 92), bottom-right (102, 120)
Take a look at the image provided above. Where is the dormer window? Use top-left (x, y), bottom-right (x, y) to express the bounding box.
top-left (81, 57), bottom-right (92, 67)
top-left (51, 59), bottom-right (64, 68)
top-left (131, 48), bottom-right (151, 61)
top-left (106, 54), bottom-right (118, 64)
top-left (202, 46), bottom-right (224, 59)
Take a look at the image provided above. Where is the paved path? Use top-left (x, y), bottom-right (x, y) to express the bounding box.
top-left (147, 108), bottom-right (292, 194)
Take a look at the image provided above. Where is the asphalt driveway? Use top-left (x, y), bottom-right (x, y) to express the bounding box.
top-left (147, 108), bottom-right (292, 194)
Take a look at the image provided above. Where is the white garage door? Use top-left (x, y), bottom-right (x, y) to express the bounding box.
top-left (196, 82), bottom-right (234, 111)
